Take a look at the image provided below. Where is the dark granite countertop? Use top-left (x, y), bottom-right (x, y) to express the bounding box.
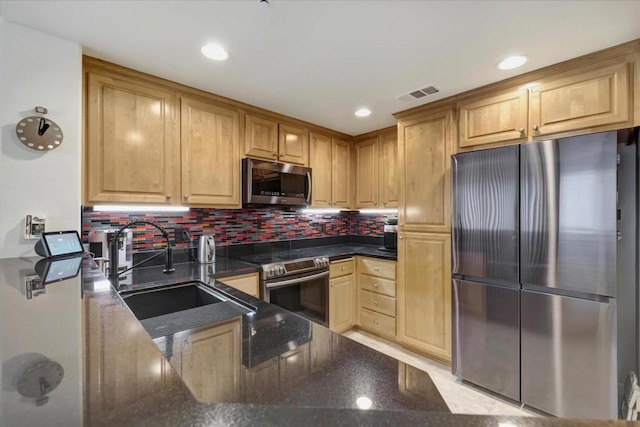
top-left (0, 256), bottom-right (632, 426)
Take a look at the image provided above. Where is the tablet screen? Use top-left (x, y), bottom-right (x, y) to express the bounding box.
top-left (43, 231), bottom-right (84, 257)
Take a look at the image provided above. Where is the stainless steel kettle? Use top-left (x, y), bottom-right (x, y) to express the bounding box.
top-left (198, 235), bottom-right (215, 264)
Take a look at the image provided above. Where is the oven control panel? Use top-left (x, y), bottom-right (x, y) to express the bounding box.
top-left (262, 256), bottom-right (329, 280)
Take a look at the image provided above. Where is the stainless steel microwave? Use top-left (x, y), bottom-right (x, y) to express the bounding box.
top-left (242, 158), bottom-right (311, 207)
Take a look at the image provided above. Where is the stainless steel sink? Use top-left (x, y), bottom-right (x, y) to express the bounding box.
top-left (120, 281), bottom-right (228, 320)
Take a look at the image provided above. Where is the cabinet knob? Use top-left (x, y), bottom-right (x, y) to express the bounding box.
top-left (183, 194), bottom-right (189, 200)
top-left (383, 201), bottom-right (387, 205)
top-left (374, 300), bottom-right (379, 306)
top-left (373, 283), bottom-right (379, 288)
top-left (519, 128), bottom-right (525, 134)
top-left (331, 283), bottom-right (335, 288)
top-left (373, 319), bottom-right (379, 325)
top-left (341, 267), bottom-right (346, 271)
top-left (399, 236), bottom-right (404, 240)
top-left (533, 125), bottom-right (539, 131)
top-left (374, 267), bottom-right (379, 271)
top-left (166, 194), bottom-right (171, 200)
top-left (280, 153), bottom-right (285, 157)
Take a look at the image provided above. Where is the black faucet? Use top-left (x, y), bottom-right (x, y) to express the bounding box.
top-left (108, 219), bottom-right (175, 281)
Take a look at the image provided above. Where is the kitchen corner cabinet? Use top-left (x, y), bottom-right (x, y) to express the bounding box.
top-left (329, 258), bottom-right (355, 333)
top-left (397, 232), bottom-right (451, 362)
top-left (181, 96), bottom-right (241, 207)
top-left (529, 58), bottom-right (631, 137)
top-left (310, 134), bottom-right (351, 208)
top-left (354, 138), bottom-right (379, 208)
top-left (398, 108), bottom-right (453, 233)
top-left (177, 318), bottom-right (242, 403)
top-left (353, 130), bottom-right (398, 209)
top-left (244, 114), bottom-right (309, 166)
top-left (85, 70), bottom-right (178, 204)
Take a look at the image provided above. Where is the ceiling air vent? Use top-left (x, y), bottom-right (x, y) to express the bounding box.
top-left (399, 85), bottom-right (440, 102)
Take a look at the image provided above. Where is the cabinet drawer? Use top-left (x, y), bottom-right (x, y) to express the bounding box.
top-left (358, 257), bottom-right (396, 280)
top-left (360, 290), bottom-right (396, 317)
top-left (359, 308), bottom-right (396, 339)
top-left (330, 258), bottom-right (355, 278)
top-left (358, 274), bottom-right (396, 297)
top-left (218, 273), bottom-right (259, 298)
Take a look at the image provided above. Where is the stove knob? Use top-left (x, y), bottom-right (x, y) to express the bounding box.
top-left (275, 265), bottom-right (285, 276)
top-left (322, 257), bottom-right (329, 267)
top-left (265, 267), bottom-right (275, 278)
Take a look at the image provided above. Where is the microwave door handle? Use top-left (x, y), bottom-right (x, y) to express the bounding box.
top-left (305, 171), bottom-right (312, 204)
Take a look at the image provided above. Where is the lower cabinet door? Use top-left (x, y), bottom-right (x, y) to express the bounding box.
top-left (521, 290), bottom-right (617, 419)
top-left (452, 279), bottom-right (520, 401)
top-left (329, 274), bottom-right (355, 333)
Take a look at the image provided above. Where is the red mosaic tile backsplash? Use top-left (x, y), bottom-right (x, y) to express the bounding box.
top-left (82, 207), bottom-right (387, 252)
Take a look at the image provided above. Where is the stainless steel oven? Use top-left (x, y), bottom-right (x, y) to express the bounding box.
top-left (260, 257), bottom-right (330, 326)
top-left (242, 157), bottom-right (311, 206)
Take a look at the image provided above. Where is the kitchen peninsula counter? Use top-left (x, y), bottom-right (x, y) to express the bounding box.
top-left (0, 256), bottom-right (632, 426)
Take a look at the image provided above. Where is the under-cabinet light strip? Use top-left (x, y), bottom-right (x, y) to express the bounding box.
top-left (300, 208), bottom-right (341, 214)
top-left (358, 208), bottom-right (398, 214)
top-left (93, 205), bottom-right (190, 213)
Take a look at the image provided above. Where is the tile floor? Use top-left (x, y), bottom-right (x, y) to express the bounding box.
top-left (343, 329), bottom-right (539, 417)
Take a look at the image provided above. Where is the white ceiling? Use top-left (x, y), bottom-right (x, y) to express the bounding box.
top-left (2, 1), bottom-right (639, 136)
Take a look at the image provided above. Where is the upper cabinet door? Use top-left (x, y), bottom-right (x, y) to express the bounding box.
top-left (458, 89), bottom-right (528, 148)
top-left (180, 97), bottom-right (241, 207)
top-left (279, 124), bottom-right (309, 166)
top-left (529, 59), bottom-right (631, 137)
top-left (244, 114), bottom-right (278, 161)
top-left (379, 131), bottom-right (398, 208)
top-left (354, 138), bottom-right (378, 208)
top-left (86, 71), bottom-right (178, 204)
top-left (309, 132), bottom-right (333, 207)
top-left (332, 139), bottom-right (351, 208)
top-left (398, 109), bottom-right (453, 233)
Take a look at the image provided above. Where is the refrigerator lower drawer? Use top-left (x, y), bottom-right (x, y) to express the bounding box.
top-left (452, 279), bottom-right (520, 401)
top-left (521, 290), bottom-right (617, 419)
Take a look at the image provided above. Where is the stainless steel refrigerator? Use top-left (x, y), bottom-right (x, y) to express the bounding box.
top-left (451, 131), bottom-right (618, 419)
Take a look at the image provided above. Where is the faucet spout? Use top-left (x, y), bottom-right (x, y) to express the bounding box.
top-left (108, 219), bottom-right (175, 282)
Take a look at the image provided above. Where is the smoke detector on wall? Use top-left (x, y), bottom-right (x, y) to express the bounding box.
top-left (398, 85), bottom-right (440, 102)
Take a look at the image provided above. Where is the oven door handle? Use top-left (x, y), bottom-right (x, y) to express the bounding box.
top-left (265, 271), bottom-right (329, 288)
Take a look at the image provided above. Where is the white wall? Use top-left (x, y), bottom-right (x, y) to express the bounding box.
top-left (0, 18), bottom-right (82, 259)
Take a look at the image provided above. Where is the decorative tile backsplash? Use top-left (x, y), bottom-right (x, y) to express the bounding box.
top-left (82, 207), bottom-right (388, 252)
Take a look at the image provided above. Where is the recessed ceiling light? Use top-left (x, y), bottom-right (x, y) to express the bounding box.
top-left (201, 43), bottom-right (228, 61)
top-left (497, 55), bottom-right (527, 70)
top-left (355, 108), bottom-right (371, 117)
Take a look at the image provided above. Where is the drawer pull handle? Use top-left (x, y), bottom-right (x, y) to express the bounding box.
top-left (373, 283), bottom-right (379, 288)
top-left (373, 319), bottom-right (379, 325)
top-left (341, 267), bottom-right (346, 271)
top-left (373, 300), bottom-right (379, 305)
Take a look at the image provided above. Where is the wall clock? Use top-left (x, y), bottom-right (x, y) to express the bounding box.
top-left (15, 106), bottom-right (64, 151)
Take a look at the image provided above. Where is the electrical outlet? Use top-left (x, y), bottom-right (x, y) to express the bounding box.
top-left (25, 215), bottom-right (46, 239)
top-left (175, 228), bottom-right (191, 244)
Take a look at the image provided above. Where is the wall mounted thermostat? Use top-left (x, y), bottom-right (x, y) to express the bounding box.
top-left (25, 215), bottom-right (46, 240)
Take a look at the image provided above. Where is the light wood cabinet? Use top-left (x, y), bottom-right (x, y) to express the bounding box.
top-left (379, 131), bottom-right (399, 207)
top-left (397, 232), bottom-right (451, 362)
top-left (180, 96), bottom-right (241, 207)
top-left (331, 138), bottom-right (352, 208)
top-left (85, 70), bottom-right (178, 204)
top-left (278, 123), bottom-right (308, 165)
top-left (458, 88), bottom-right (528, 147)
top-left (354, 138), bottom-right (379, 208)
top-left (178, 318), bottom-right (242, 403)
top-left (353, 129), bottom-right (398, 209)
top-left (356, 257), bottom-right (397, 339)
top-left (244, 114), bottom-right (278, 161)
top-left (244, 115), bottom-right (309, 166)
top-left (217, 272), bottom-right (260, 298)
top-left (398, 108), bottom-right (453, 234)
top-left (329, 258), bottom-right (355, 333)
top-left (309, 133), bottom-right (352, 208)
top-left (529, 58), bottom-right (631, 137)
top-left (309, 132), bottom-right (333, 207)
